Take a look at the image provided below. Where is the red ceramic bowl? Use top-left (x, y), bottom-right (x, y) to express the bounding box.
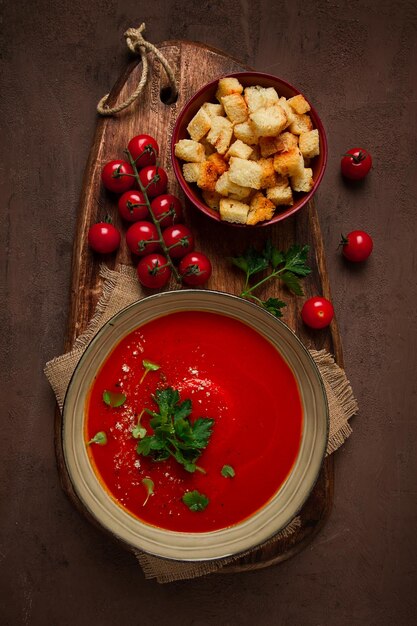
top-left (171, 71), bottom-right (327, 227)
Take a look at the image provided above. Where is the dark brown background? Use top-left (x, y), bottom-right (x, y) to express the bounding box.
top-left (1, 1), bottom-right (416, 624)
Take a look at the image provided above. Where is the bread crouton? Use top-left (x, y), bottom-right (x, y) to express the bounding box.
top-left (249, 104), bottom-right (287, 137)
top-left (287, 94), bottom-right (311, 114)
top-left (175, 139), bottom-right (205, 162)
top-left (290, 168), bottom-right (314, 192)
top-left (202, 190), bottom-right (221, 210)
top-left (266, 179), bottom-right (294, 206)
top-left (273, 147), bottom-right (304, 177)
top-left (186, 107), bottom-right (212, 142)
top-left (278, 97), bottom-right (296, 127)
top-left (248, 145), bottom-right (261, 161)
top-left (214, 171), bottom-right (252, 200)
top-left (233, 120), bottom-right (259, 145)
top-left (299, 129), bottom-right (320, 159)
top-left (219, 198), bottom-right (250, 224)
top-left (182, 162), bottom-right (201, 183)
top-left (289, 113), bottom-right (313, 135)
top-left (215, 77), bottom-right (243, 102)
top-left (221, 94), bottom-right (248, 124)
top-left (259, 132), bottom-right (298, 158)
top-left (246, 192), bottom-right (275, 225)
top-left (228, 157), bottom-right (263, 190)
top-left (244, 86), bottom-right (279, 113)
top-left (225, 139), bottom-right (253, 160)
top-left (207, 152), bottom-right (228, 175)
top-left (197, 160), bottom-right (220, 191)
top-left (202, 102), bottom-right (225, 118)
top-left (258, 158), bottom-right (279, 188)
top-left (206, 116), bottom-right (233, 155)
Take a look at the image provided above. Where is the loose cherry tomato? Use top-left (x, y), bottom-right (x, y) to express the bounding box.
top-left (127, 134), bottom-right (159, 168)
top-left (162, 224), bottom-right (194, 259)
top-left (118, 190), bottom-right (149, 222)
top-left (126, 221), bottom-right (160, 256)
top-left (88, 222), bottom-right (121, 254)
top-left (101, 160), bottom-right (134, 193)
top-left (151, 194), bottom-right (183, 228)
top-left (301, 297), bottom-right (334, 329)
top-left (341, 230), bottom-right (373, 262)
top-left (179, 252), bottom-right (212, 286)
top-left (139, 165), bottom-right (168, 198)
top-left (137, 253), bottom-right (171, 288)
top-left (341, 148), bottom-right (372, 180)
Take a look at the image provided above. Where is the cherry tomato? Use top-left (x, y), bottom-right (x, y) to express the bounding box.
top-left (118, 190), bottom-right (149, 222)
top-left (179, 252), bottom-right (212, 286)
top-left (126, 221), bottom-right (160, 257)
top-left (127, 134), bottom-right (159, 168)
top-left (101, 160), bottom-right (135, 193)
top-left (341, 148), bottom-right (372, 180)
top-left (137, 253), bottom-right (171, 288)
top-left (341, 230), bottom-right (373, 262)
top-left (150, 194), bottom-right (183, 228)
top-left (162, 224), bottom-right (194, 259)
top-left (301, 297), bottom-right (334, 329)
top-left (88, 222), bottom-right (121, 254)
top-left (139, 165), bottom-right (168, 198)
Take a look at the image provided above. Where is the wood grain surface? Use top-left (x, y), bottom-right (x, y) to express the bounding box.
top-left (2, 2), bottom-right (417, 625)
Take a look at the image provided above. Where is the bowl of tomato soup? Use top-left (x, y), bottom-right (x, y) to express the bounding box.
top-left (63, 290), bottom-right (328, 561)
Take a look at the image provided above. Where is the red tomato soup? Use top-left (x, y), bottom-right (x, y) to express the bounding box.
top-left (86, 311), bottom-right (303, 532)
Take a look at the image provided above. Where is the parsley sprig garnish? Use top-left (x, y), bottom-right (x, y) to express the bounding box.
top-left (136, 387), bottom-right (214, 474)
top-left (231, 241), bottom-right (311, 317)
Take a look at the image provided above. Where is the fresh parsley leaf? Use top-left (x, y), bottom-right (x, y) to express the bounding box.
top-left (280, 271), bottom-right (304, 296)
top-left (140, 359), bottom-right (161, 383)
top-left (141, 478), bottom-right (154, 506)
top-left (191, 417), bottom-right (215, 449)
top-left (132, 425), bottom-right (147, 439)
top-left (182, 490), bottom-right (209, 512)
top-left (283, 245), bottom-right (311, 277)
top-left (231, 248), bottom-right (269, 279)
top-left (221, 464), bottom-right (235, 478)
top-left (263, 241), bottom-right (284, 268)
top-left (262, 297), bottom-right (286, 317)
top-left (87, 431), bottom-right (107, 446)
top-left (102, 390), bottom-right (126, 407)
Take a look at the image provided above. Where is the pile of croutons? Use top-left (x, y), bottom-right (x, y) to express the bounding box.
top-left (174, 77), bottom-right (320, 225)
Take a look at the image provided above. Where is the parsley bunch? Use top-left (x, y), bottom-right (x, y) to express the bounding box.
top-left (136, 387), bottom-right (214, 474)
top-left (231, 241), bottom-right (311, 317)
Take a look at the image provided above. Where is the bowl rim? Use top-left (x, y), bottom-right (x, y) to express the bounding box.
top-left (171, 71), bottom-right (328, 227)
top-left (62, 289), bottom-right (329, 561)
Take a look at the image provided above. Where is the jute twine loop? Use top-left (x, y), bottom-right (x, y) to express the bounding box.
top-left (97, 23), bottom-right (178, 116)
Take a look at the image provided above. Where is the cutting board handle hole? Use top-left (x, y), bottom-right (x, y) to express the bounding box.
top-left (160, 86), bottom-right (178, 105)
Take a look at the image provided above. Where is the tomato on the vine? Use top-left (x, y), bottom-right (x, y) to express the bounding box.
top-left (341, 148), bottom-right (372, 180)
top-left (127, 134), bottom-right (159, 168)
top-left (126, 221), bottom-right (160, 256)
top-left (139, 165), bottom-right (168, 198)
top-left (101, 160), bottom-right (135, 193)
top-left (162, 224), bottom-right (194, 259)
top-left (301, 297), bottom-right (334, 329)
top-left (341, 230), bottom-right (373, 262)
top-left (151, 194), bottom-right (183, 228)
top-left (137, 253), bottom-right (171, 288)
top-left (88, 222), bottom-right (121, 254)
top-left (118, 190), bottom-right (149, 222)
top-left (179, 252), bottom-right (212, 286)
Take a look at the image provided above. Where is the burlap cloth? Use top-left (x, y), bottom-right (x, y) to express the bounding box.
top-left (45, 264), bottom-right (358, 583)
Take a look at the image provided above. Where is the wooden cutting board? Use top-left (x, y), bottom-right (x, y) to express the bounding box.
top-left (56, 40), bottom-right (342, 572)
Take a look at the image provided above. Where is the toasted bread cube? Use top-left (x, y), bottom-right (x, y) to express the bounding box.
top-left (291, 167), bottom-right (314, 192)
top-left (206, 116), bottom-right (233, 155)
top-left (289, 113), bottom-right (313, 135)
top-left (259, 132), bottom-right (298, 158)
top-left (219, 198), bottom-right (250, 224)
top-left (215, 77), bottom-right (243, 102)
top-left (246, 192), bottom-right (275, 225)
top-left (244, 86), bottom-right (279, 113)
top-left (267, 179), bottom-right (294, 206)
top-left (182, 162), bottom-right (201, 183)
top-left (197, 160), bottom-right (220, 192)
top-left (299, 129), bottom-right (320, 159)
top-left (233, 120), bottom-right (259, 145)
top-left (228, 157), bottom-right (263, 190)
top-left (278, 97), bottom-right (296, 127)
top-left (187, 107), bottom-right (212, 142)
top-left (273, 147), bottom-right (304, 177)
top-left (207, 152), bottom-right (228, 175)
top-left (215, 171), bottom-right (252, 199)
top-left (248, 145), bottom-right (261, 161)
top-left (175, 139), bottom-right (205, 162)
top-left (225, 139), bottom-right (253, 160)
top-left (259, 158), bottom-right (279, 189)
top-left (287, 94), bottom-right (311, 114)
top-left (202, 190), bottom-right (221, 210)
top-left (249, 104), bottom-right (287, 137)
top-left (221, 94), bottom-right (248, 124)
top-left (202, 102), bottom-right (225, 118)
